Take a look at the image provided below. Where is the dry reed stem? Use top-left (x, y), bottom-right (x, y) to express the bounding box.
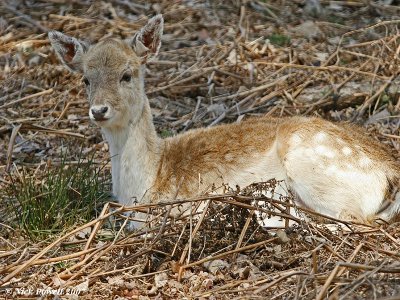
top-left (1, 248), bottom-right (95, 274)
top-left (82, 202), bottom-right (110, 260)
top-left (5, 124), bottom-right (21, 173)
top-left (253, 271), bottom-right (310, 294)
top-left (0, 207), bottom-right (124, 286)
top-left (178, 237), bottom-right (279, 281)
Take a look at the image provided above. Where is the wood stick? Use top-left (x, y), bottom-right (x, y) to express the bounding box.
top-left (0, 89), bottom-right (54, 110)
top-left (82, 202), bottom-right (110, 260)
top-left (5, 124), bottom-right (21, 172)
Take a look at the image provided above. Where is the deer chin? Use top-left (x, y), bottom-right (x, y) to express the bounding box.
top-left (93, 117), bottom-right (110, 123)
top-left (93, 112), bottom-right (131, 129)
top-left (90, 115), bottom-right (113, 127)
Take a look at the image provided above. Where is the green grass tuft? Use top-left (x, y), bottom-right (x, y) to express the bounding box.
top-left (268, 34), bottom-right (291, 47)
top-left (160, 129), bottom-right (174, 138)
top-left (3, 152), bottom-right (111, 240)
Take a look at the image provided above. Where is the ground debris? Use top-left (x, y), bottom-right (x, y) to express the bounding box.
top-left (0, 1), bottom-right (399, 299)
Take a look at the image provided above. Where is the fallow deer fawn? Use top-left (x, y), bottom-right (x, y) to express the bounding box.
top-left (49, 15), bottom-right (400, 224)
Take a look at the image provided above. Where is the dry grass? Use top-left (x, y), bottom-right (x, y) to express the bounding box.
top-left (0, 0), bottom-right (399, 299)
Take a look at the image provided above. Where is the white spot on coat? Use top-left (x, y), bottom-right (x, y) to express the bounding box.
top-left (359, 156), bottom-right (372, 167)
top-left (290, 134), bottom-right (302, 146)
top-left (342, 147), bottom-right (352, 156)
top-left (314, 132), bottom-right (327, 142)
top-left (315, 145), bottom-right (336, 158)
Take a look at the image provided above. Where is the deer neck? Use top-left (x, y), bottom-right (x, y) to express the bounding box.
top-left (102, 101), bottom-right (161, 204)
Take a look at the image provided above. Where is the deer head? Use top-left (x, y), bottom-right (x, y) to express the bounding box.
top-left (48, 15), bottom-right (163, 129)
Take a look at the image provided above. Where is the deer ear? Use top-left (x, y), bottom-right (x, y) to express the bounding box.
top-left (128, 14), bottom-right (163, 62)
top-left (48, 31), bottom-right (88, 72)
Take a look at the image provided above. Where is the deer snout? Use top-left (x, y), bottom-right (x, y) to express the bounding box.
top-left (90, 105), bottom-right (109, 121)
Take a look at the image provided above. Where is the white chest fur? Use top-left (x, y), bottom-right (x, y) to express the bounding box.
top-left (103, 124), bottom-right (158, 206)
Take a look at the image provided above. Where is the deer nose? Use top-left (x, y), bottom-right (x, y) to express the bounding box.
top-left (91, 106), bottom-right (108, 120)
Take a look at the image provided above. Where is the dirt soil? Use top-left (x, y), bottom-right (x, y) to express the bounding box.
top-left (0, 1), bottom-right (399, 299)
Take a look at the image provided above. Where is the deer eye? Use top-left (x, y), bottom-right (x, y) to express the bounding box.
top-left (121, 72), bottom-right (132, 83)
top-left (83, 77), bottom-right (90, 86)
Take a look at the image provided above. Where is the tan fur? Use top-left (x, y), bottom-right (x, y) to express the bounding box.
top-left (153, 117), bottom-right (399, 218)
top-left (48, 15), bottom-right (400, 224)
top-left (153, 119), bottom-right (279, 198)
